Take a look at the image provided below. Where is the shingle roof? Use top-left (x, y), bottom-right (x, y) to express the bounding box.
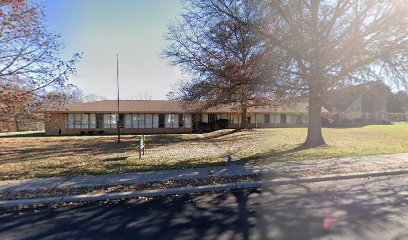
top-left (43, 100), bottom-right (187, 113)
top-left (41, 100), bottom-right (326, 114)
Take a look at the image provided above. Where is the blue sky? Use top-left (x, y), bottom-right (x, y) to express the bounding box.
top-left (43, 0), bottom-right (183, 99)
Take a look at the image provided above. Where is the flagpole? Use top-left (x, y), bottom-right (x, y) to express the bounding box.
top-left (117, 53), bottom-right (121, 143)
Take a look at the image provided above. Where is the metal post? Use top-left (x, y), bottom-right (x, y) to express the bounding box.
top-left (116, 54), bottom-right (121, 143)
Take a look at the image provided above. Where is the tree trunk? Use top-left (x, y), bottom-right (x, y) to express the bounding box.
top-left (240, 106), bottom-right (248, 129)
top-left (304, 88), bottom-right (325, 148)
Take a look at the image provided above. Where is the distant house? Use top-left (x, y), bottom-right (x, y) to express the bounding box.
top-left (41, 100), bottom-right (327, 135)
top-left (324, 82), bottom-right (388, 124)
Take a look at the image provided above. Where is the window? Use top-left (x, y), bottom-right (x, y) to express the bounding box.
top-left (165, 114), bottom-right (173, 128)
top-left (145, 114), bottom-right (153, 128)
top-left (96, 114), bottom-right (104, 128)
top-left (184, 114), bottom-right (192, 128)
top-left (104, 114), bottom-right (111, 128)
top-left (89, 114), bottom-right (96, 128)
top-left (81, 114), bottom-right (89, 128)
top-left (172, 114), bottom-right (179, 128)
top-left (201, 114), bottom-right (208, 123)
top-left (110, 114), bottom-right (117, 128)
top-left (74, 114), bottom-right (81, 129)
top-left (280, 114), bottom-right (287, 124)
top-left (67, 114), bottom-right (74, 129)
top-left (179, 114), bottom-right (184, 128)
top-left (132, 114), bottom-right (138, 128)
top-left (138, 114), bottom-right (145, 128)
top-left (119, 114), bottom-right (124, 128)
top-left (124, 114), bottom-right (132, 128)
top-left (264, 114), bottom-right (270, 124)
top-left (158, 114), bottom-right (165, 128)
top-left (231, 114), bottom-right (239, 124)
top-left (153, 114), bottom-right (159, 128)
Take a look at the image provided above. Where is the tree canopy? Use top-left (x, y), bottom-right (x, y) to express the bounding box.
top-left (163, 0), bottom-right (274, 128)
top-left (259, 0), bottom-right (407, 146)
top-left (0, 0), bottom-right (81, 130)
top-left (165, 0), bottom-right (407, 146)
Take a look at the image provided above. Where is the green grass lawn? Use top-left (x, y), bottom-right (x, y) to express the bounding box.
top-left (1, 124), bottom-right (408, 180)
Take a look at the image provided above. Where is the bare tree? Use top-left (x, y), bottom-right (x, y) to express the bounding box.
top-left (258, 0), bottom-right (408, 147)
top-left (0, 0), bottom-right (80, 130)
top-left (0, 1), bottom-right (80, 107)
top-left (163, 0), bottom-right (274, 129)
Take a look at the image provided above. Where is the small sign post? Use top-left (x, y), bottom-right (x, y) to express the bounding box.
top-left (139, 135), bottom-right (145, 159)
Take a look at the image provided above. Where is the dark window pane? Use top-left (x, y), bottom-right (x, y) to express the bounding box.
top-left (264, 114), bottom-right (270, 123)
top-left (119, 114), bottom-right (124, 128)
top-left (159, 114), bottom-right (165, 128)
top-left (209, 114), bottom-right (217, 123)
top-left (280, 114), bottom-right (286, 124)
top-left (179, 114), bottom-right (184, 128)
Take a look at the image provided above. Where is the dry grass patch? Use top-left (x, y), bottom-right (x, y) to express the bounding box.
top-left (1, 124), bottom-right (408, 180)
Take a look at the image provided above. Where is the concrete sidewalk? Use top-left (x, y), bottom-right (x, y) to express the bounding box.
top-left (1, 153), bottom-right (407, 193)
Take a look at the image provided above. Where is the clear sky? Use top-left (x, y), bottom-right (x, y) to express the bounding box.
top-left (43, 0), bottom-right (183, 100)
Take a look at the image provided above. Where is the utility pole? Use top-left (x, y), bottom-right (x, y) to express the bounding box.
top-left (117, 53), bottom-right (121, 143)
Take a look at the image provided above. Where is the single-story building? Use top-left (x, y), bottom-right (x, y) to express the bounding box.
top-left (41, 100), bottom-right (326, 135)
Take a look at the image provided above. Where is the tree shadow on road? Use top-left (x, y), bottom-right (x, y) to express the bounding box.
top-left (1, 175), bottom-right (407, 240)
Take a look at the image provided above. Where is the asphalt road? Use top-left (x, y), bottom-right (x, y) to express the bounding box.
top-left (0, 175), bottom-right (407, 240)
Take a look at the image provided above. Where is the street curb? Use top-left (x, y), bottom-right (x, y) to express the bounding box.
top-left (0, 169), bottom-right (407, 209)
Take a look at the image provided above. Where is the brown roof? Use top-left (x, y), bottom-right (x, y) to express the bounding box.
top-left (43, 100), bottom-right (187, 113)
top-left (205, 101), bottom-right (318, 113)
top-left (41, 100), bottom-right (327, 114)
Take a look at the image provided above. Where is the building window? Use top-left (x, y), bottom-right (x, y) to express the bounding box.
top-left (184, 114), bottom-right (192, 128)
top-left (67, 114), bottom-right (74, 129)
top-left (74, 114), bottom-right (81, 129)
top-left (158, 114), bottom-right (165, 128)
top-left (96, 114), bottom-right (104, 128)
top-left (103, 114), bottom-right (111, 128)
top-left (132, 114), bottom-right (138, 128)
top-left (124, 114), bottom-right (132, 128)
top-left (81, 114), bottom-right (89, 128)
top-left (110, 114), bottom-right (117, 129)
top-left (264, 114), bottom-right (270, 124)
top-left (153, 114), bottom-right (159, 128)
top-left (145, 114), bottom-right (153, 128)
top-left (89, 114), bottom-right (96, 128)
top-left (138, 114), bottom-right (145, 128)
top-left (119, 114), bottom-right (124, 128)
top-left (179, 114), bottom-right (184, 128)
top-left (280, 114), bottom-right (287, 124)
top-left (165, 114), bottom-right (173, 128)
